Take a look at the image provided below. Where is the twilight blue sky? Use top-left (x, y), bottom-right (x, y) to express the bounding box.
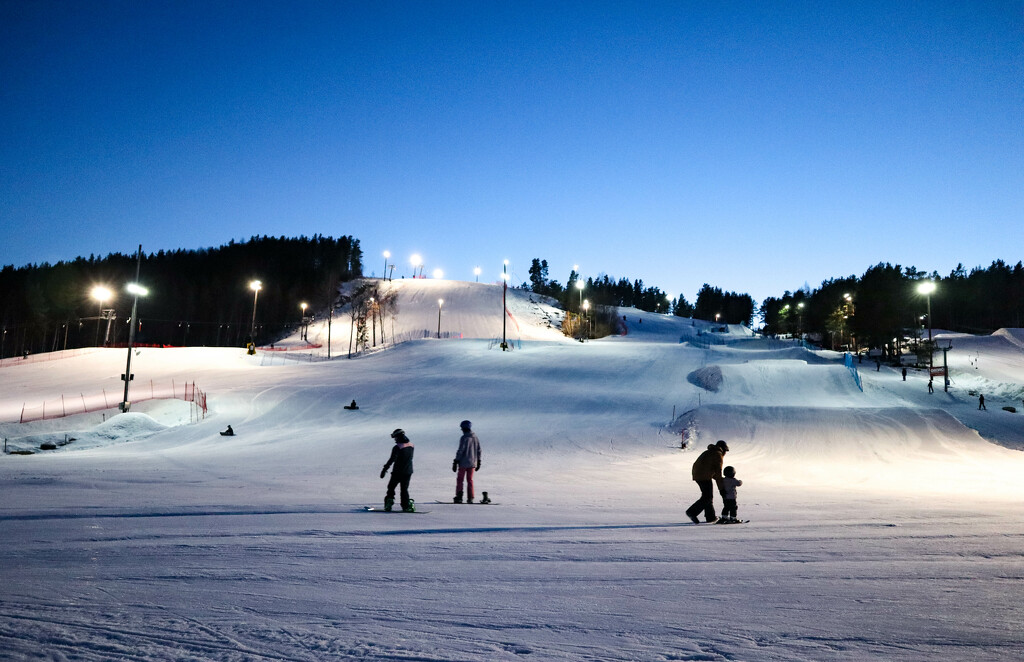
top-left (2, 1), bottom-right (1022, 305)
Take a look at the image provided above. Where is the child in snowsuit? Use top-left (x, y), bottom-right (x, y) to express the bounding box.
top-left (452, 420), bottom-right (482, 503)
top-left (380, 428), bottom-right (415, 511)
top-left (720, 465), bottom-right (743, 523)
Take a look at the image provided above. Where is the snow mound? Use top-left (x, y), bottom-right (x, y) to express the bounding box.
top-left (688, 365), bottom-right (723, 392)
top-left (91, 412), bottom-right (169, 439)
top-left (4, 412), bottom-right (171, 454)
top-left (994, 328), bottom-right (1024, 350)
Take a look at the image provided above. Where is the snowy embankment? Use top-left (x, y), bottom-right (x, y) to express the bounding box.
top-left (2, 279), bottom-right (1024, 661)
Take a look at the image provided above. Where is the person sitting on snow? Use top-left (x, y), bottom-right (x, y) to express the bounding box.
top-left (220, 425), bottom-right (234, 436)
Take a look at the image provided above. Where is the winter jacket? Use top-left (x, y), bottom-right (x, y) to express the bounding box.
top-left (383, 442), bottom-right (414, 476)
top-left (691, 444), bottom-right (725, 481)
top-left (721, 476), bottom-right (742, 500)
top-left (455, 432), bottom-right (481, 469)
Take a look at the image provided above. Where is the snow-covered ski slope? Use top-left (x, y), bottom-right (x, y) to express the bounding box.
top-left (2, 278), bottom-right (1024, 661)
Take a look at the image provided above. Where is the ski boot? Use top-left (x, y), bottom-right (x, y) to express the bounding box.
top-left (480, 492), bottom-right (491, 504)
top-left (384, 496), bottom-right (395, 512)
top-left (453, 494), bottom-right (463, 504)
top-left (402, 499), bottom-right (416, 513)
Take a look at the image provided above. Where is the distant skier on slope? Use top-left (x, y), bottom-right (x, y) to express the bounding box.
top-left (685, 440), bottom-right (729, 524)
top-left (381, 429), bottom-right (415, 512)
top-left (451, 420), bottom-right (482, 503)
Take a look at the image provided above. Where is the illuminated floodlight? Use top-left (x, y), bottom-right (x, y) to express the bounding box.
top-left (433, 268), bottom-right (444, 279)
top-left (917, 281), bottom-right (936, 295)
top-left (91, 285), bottom-right (113, 303)
top-left (126, 283), bottom-right (149, 296)
top-left (249, 280), bottom-right (262, 292)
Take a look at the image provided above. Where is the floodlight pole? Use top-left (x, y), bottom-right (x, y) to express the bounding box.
top-left (941, 343), bottom-right (952, 392)
top-left (501, 261), bottom-right (508, 351)
top-left (120, 245), bottom-right (142, 412)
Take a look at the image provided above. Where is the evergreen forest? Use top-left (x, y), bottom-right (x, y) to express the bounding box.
top-left (0, 236), bottom-right (361, 357)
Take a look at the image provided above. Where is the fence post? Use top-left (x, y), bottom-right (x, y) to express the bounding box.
top-left (20, 404), bottom-right (25, 424)
top-left (61, 394), bottom-right (66, 417)
top-left (81, 393), bottom-right (87, 414)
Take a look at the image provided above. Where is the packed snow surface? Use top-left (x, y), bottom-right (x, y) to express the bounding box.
top-left (2, 279), bottom-right (1023, 661)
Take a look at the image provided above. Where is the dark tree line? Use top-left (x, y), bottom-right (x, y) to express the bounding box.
top-left (0, 235), bottom-right (362, 357)
top-left (526, 258), bottom-right (697, 318)
top-left (692, 285), bottom-right (755, 326)
top-left (760, 260), bottom-right (1024, 354)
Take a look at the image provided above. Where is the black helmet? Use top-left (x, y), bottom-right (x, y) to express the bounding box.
top-left (390, 428), bottom-right (406, 440)
top-left (460, 420), bottom-right (472, 431)
top-left (716, 440), bottom-right (729, 452)
top-left (724, 465), bottom-right (736, 478)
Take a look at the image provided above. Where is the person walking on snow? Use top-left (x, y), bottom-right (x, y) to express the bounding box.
top-left (685, 440), bottom-right (729, 523)
top-left (452, 420), bottom-right (482, 503)
top-left (720, 465), bottom-right (743, 523)
top-left (381, 428), bottom-right (415, 511)
top-left (979, 394), bottom-right (987, 410)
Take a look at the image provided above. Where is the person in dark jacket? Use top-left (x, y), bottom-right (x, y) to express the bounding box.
top-left (685, 440), bottom-right (729, 523)
top-left (452, 420), bottom-right (482, 503)
top-left (381, 428), bottom-right (415, 511)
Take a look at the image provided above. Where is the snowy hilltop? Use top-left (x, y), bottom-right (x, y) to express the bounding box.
top-left (2, 277), bottom-right (1023, 661)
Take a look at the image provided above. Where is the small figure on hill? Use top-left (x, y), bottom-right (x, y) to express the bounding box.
top-left (978, 394), bottom-right (987, 411)
top-left (381, 428), bottom-right (415, 512)
top-left (928, 379), bottom-right (934, 394)
top-left (875, 359), bottom-right (881, 372)
top-left (720, 465), bottom-right (743, 523)
top-left (452, 420), bottom-right (482, 503)
top-left (344, 399), bottom-right (359, 410)
top-left (220, 425), bottom-right (234, 436)
top-left (902, 367), bottom-right (907, 381)
top-left (685, 440), bottom-right (729, 524)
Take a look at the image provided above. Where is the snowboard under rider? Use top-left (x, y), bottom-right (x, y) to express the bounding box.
top-left (452, 420), bottom-right (482, 503)
top-left (720, 465), bottom-right (743, 523)
top-left (381, 428), bottom-right (415, 512)
top-left (685, 440), bottom-right (729, 524)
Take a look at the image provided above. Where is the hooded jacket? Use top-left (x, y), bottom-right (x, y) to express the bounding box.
top-left (691, 444), bottom-right (725, 481)
top-left (455, 431), bottom-right (481, 469)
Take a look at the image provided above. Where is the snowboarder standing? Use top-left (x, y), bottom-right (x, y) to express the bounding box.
top-left (452, 420), bottom-right (482, 503)
top-left (720, 465), bottom-right (743, 523)
top-left (380, 428), bottom-right (415, 512)
top-left (685, 440), bottom-right (729, 524)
